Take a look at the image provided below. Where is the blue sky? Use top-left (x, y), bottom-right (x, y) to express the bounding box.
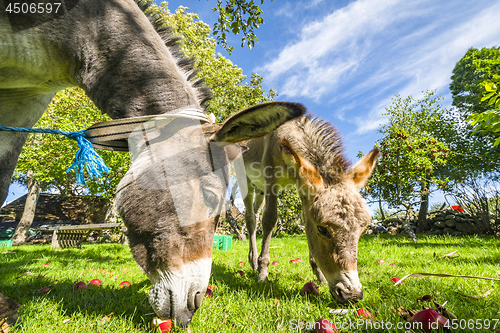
top-left (3, 0), bottom-right (500, 211)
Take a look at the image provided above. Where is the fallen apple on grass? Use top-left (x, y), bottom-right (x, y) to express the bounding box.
top-left (290, 259), bottom-right (296, 264)
top-left (152, 318), bottom-right (173, 333)
top-left (391, 277), bottom-right (403, 284)
top-left (296, 258), bottom-right (302, 262)
top-left (356, 308), bottom-right (374, 321)
top-left (205, 287), bottom-right (213, 298)
top-left (89, 279), bottom-right (102, 287)
top-left (272, 261), bottom-right (279, 265)
top-left (314, 318), bottom-right (337, 333)
top-left (74, 282), bottom-right (87, 290)
top-left (36, 286), bottom-right (50, 295)
top-left (409, 309), bottom-right (450, 333)
top-left (377, 259), bottom-right (385, 264)
top-left (119, 281), bottom-right (131, 288)
top-left (302, 282), bottom-right (320, 296)
top-left (238, 261), bottom-right (244, 265)
top-left (236, 270), bottom-right (244, 276)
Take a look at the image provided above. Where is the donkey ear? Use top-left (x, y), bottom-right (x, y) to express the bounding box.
top-left (350, 147), bottom-right (381, 188)
top-left (279, 139), bottom-right (322, 188)
top-left (211, 102), bottom-right (305, 143)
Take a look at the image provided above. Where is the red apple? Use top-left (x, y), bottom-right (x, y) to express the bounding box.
top-left (290, 259), bottom-right (296, 264)
top-left (296, 258), bottom-right (302, 262)
top-left (44, 263), bottom-right (49, 266)
top-left (390, 263), bottom-right (395, 266)
top-left (377, 259), bottom-right (385, 264)
top-left (119, 281), bottom-right (131, 288)
top-left (152, 318), bottom-right (173, 333)
top-left (409, 309), bottom-right (449, 333)
top-left (302, 282), bottom-right (320, 296)
top-left (356, 308), bottom-right (374, 321)
top-left (238, 261), bottom-right (244, 265)
top-left (391, 277), bottom-right (403, 284)
top-left (236, 270), bottom-right (244, 276)
top-left (74, 282), bottom-right (87, 290)
top-left (89, 278), bottom-right (102, 287)
top-left (314, 318), bottom-right (337, 333)
top-left (205, 287), bottom-right (213, 298)
top-left (272, 261), bottom-right (279, 265)
top-left (37, 286), bottom-right (50, 295)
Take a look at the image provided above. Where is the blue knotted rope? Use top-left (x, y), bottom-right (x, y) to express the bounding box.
top-left (0, 126), bottom-right (111, 185)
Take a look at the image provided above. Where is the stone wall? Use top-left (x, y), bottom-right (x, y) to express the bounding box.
top-left (366, 208), bottom-right (500, 236)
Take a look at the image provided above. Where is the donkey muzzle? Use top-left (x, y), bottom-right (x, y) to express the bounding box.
top-left (148, 258), bottom-right (212, 327)
top-left (329, 270), bottom-right (364, 304)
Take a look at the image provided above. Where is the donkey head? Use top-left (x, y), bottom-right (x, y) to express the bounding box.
top-left (115, 102), bottom-right (304, 326)
top-left (280, 141), bottom-right (380, 304)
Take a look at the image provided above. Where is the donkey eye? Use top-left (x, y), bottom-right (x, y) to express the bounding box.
top-left (202, 188), bottom-right (219, 211)
top-left (317, 226), bottom-right (331, 237)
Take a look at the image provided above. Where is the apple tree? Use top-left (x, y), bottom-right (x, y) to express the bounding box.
top-left (362, 91), bottom-right (451, 238)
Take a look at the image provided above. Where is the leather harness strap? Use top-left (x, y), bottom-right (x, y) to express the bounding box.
top-left (85, 108), bottom-right (210, 151)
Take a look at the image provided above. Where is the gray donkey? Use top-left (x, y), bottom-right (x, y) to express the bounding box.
top-left (0, 0), bottom-right (304, 326)
top-left (242, 115), bottom-right (380, 304)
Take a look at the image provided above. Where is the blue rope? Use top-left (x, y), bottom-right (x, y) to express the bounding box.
top-left (0, 126), bottom-right (111, 185)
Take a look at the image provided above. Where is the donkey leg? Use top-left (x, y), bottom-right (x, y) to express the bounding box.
top-left (309, 252), bottom-right (327, 284)
top-left (243, 185), bottom-right (259, 271)
top-left (253, 190), bottom-right (265, 223)
top-left (257, 192), bottom-right (278, 281)
top-left (0, 91), bottom-right (54, 205)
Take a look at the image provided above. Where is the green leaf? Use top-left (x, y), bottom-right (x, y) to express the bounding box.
top-left (489, 95), bottom-right (498, 106)
top-left (485, 81), bottom-right (496, 92)
top-left (481, 92), bottom-right (495, 102)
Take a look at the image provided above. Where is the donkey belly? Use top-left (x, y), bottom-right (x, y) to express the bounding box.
top-left (0, 19), bottom-right (75, 91)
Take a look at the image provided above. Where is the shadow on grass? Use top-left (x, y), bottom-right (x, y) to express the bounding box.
top-left (0, 243), bottom-right (154, 328)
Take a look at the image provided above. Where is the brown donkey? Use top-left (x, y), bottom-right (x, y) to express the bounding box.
top-left (242, 115), bottom-right (380, 304)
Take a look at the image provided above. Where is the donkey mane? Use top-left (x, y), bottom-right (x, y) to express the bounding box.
top-left (135, 0), bottom-right (212, 109)
top-left (289, 115), bottom-right (351, 183)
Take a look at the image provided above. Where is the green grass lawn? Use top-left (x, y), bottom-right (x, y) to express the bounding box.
top-left (1, 234), bottom-right (499, 332)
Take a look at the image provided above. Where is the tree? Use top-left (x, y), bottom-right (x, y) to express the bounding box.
top-left (362, 91), bottom-right (450, 239)
top-left (467, 81), bottom-right (500, 146)
top-left (209, 0), bottom-right (272, 54)
top-left (11, 170), bottom-right (40, 245)
top-left (447, 46), bottom-right (500, 178)
top-left (450, 46), bottom-right (500, 116)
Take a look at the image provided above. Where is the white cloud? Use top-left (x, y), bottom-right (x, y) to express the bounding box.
top-left (352, 1), bottom-right (500, 134)
top-left (260, 0), bottom-right (500, 134)
top-left (261, 0), bottom-right (404, 88)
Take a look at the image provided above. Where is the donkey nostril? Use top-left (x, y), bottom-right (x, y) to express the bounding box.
top-left (187, 291), bottom-right (195, 312)
top-left (194, 291), bottom-right (203, 310)
top-left (335, 287), bottom-right (343, 298)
